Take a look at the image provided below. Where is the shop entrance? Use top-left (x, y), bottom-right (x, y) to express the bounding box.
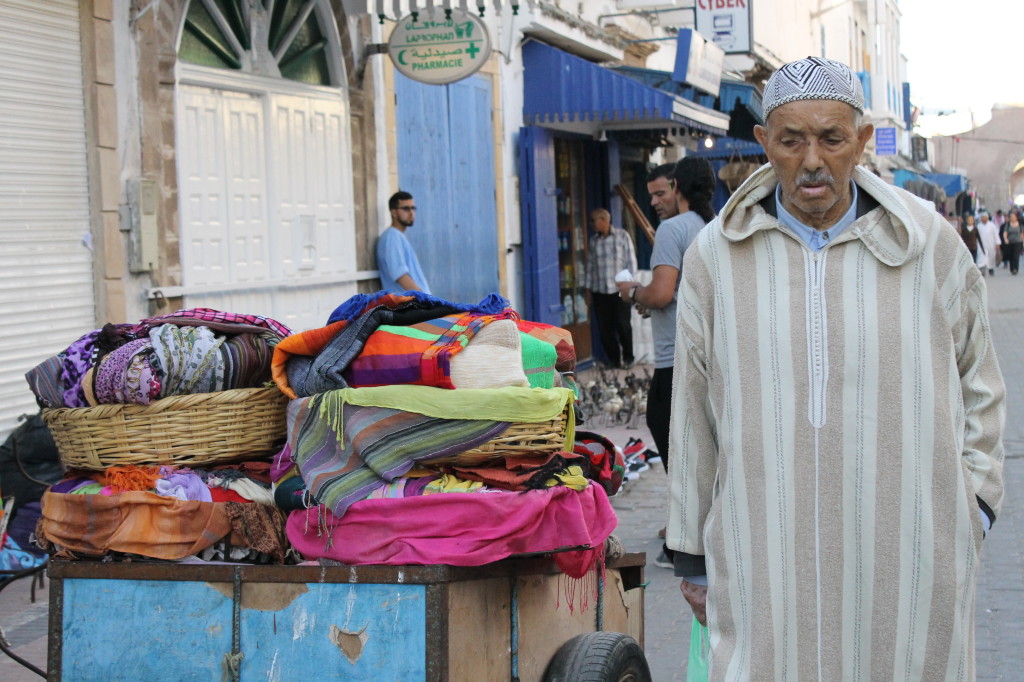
top-left (554, 138), bottom-right (592, 361)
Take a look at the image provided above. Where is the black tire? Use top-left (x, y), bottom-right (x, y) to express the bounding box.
top-left (544, 632), bottom-right (652, 682)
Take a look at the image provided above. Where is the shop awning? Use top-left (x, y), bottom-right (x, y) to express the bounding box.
top-left (611, 67), bottom-right (762, 142)
top-left (892, 169), bottom-right (947, 203)
top-left (922, 172), bottom-right (968, 196)
top-left (369, 0), bottom-right (535, 21)
top-left (523, 41), bottom-right (729, 137)
top-left (894, 169), bottom-right (968, 197)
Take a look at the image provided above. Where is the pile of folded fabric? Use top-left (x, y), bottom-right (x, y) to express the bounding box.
top-left (271, 291), bottom-right (619, 575)
top-left (26, 308), bottom-right (295, 564)
top-left (26, 308), bottom-right (290, 409)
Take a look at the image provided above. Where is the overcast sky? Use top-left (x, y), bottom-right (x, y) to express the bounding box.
top-left (900, 0), bottom-right (1024, 135)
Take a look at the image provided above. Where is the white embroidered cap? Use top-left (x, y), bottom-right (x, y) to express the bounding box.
top-left (762, 56), bottom-right (864, 120)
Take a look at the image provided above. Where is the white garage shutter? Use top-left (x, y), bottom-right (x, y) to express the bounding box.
top-left (0, 0), bottom-right (95, 437)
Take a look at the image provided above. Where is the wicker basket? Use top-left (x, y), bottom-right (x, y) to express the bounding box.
top-left (42, 387), bottom-right (288, 470)
top-left (422, 406), bottom-right (570, 466)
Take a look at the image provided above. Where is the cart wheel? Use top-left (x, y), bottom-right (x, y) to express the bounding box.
top-left (544, 632), bottom-right (651, 682)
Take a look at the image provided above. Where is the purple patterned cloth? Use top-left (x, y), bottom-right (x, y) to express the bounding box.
top-left (93, 338), bottom-right (161, 405)
top-left (59, 324), bottom-right (144, 408)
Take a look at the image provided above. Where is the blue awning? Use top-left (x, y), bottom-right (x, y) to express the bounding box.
top-left (611, 67), bottom-right (762, 142)
top-left (523, 41), bottom-right (729, 136)
top-left (894, 170), bottom-right (968, 197)
top-left (923, 172), bottom-right (968, 195)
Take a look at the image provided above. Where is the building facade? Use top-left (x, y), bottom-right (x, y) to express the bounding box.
top-left (0, 0), bottom-right (921, 436)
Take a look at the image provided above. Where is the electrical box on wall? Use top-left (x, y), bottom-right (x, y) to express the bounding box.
top-left (127, 178), bottom-right (158, 273)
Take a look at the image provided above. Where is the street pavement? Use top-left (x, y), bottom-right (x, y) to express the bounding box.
top-left (2, 270), bottom-right (1023, 681)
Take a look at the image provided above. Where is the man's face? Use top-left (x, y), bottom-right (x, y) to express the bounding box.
top-left (391, 199), bottom-right (416, 228)
top-left (647, 176), bottom-right (678, 221)
top-left (591, 213), bottom-right (611, 236)
top-left (967, 215), bottom-right (975, 226)
top-left (754, 100), bottom-right (873, 229)
top-left (981, 215), bottom-right (989, 224)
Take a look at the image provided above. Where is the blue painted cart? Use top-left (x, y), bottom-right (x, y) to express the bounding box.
top-left (47, 553), bottom-right (646, 681)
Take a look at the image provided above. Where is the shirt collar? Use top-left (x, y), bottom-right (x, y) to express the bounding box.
top-left (775, 181), bottom-right (859, 252)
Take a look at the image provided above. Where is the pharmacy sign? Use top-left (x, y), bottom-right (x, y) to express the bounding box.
top-left (388, 9), bottom-right (491, 85)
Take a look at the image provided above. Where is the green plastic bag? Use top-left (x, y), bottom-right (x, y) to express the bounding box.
top-left (686, 615), bottom-right (709, 682)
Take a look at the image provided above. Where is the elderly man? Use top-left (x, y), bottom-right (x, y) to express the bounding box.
top-left (585, 208), bottom-right (637, 368)
top-left (668, 56), bottom-right (1005, 679)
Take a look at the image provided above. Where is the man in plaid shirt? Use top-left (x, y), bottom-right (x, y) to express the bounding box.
top-left (585, 208), bottom-right (638, 368)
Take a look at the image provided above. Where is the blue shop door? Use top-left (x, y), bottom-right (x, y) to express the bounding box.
top-left (517, 125), bottom-right (560, 326)
top-left (394, 73), bottom-right (499, 303)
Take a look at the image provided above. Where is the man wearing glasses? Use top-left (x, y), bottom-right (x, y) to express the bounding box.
top-left (376, 191), bottom-right (432, 294)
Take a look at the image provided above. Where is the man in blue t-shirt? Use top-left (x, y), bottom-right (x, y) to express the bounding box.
top-left (376, 191), bottom-right (431, 294)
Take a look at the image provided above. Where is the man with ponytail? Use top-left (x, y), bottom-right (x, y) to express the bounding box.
top-left (616, 156), bottom-right (716, 569)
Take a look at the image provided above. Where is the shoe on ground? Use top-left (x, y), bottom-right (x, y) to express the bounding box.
top-left (653, 550), bottom-right (674, 569)
top-left (623, 438), bottom-right (645, 458)
top-left (644, 448), bottom-right (662, 465)
top-left (625, 457), bottom-right (649, 475)
top-left (990, 268), bottom-right (995, 275)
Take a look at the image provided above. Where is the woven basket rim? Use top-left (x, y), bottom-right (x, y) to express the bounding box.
top-left (42, 386), bottom-right (281, 420)
top-left (42, 387), bottom-right (287, 470)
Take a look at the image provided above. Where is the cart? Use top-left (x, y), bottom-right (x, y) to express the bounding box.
top-left (45, 552), bottom-right (647, 681)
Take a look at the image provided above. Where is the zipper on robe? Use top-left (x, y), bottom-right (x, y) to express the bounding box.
top-left (804, 249), bottom-right (829, 681)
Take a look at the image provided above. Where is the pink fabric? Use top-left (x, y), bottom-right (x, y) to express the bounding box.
top-left (286, 484), bottom-right (617, 567)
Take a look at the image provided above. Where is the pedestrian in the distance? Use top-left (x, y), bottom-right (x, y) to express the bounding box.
top-left (669, 55), bottom-right (1005, 680)
top-left (376, 191), bottom-right (431, 294)
top-left (959, 212), bottom-right (979, 262)
top-left (585, 208), bottom-right (637, 369)
top-left (978, 212), bottom-right (999, 276)
top-left (1004, 210), bottom-right (1022, 274)
top-left (996, 209), bottom-right (1010, 268)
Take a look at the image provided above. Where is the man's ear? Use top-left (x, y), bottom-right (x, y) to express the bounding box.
top-left (857, 123), bottom-right (874, 152)
top-left (753, 124), bottom-right (769, 148)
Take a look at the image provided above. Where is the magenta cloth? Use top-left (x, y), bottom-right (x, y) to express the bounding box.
top-left (286, 484), bottom-right (617, 566)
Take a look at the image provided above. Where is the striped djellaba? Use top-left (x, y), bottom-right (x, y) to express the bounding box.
top-left (668, 165), bottom-right (1005, 681)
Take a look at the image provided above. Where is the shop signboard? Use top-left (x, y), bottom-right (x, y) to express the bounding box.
top-left (875, 126), bottom-right (897, 156)
top-left (695, 0), bottom-right (752, 55)
top-left (673, 28), bottom-right (725, 97)
top-left (388, 9), bottom-right (491, 85)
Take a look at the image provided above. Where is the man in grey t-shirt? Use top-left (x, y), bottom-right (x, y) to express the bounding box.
top-left (617, 159), bottom-right (714, 464)
top-left (618, 158), bottom-right (714, 568)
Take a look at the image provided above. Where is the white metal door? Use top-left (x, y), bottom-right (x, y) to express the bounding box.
top-left (177, 84), bottom-right (357, 333)
top-left (178, 87), bottom-right (270, 289)
top-left (0, 0), bottom-right (94, 436)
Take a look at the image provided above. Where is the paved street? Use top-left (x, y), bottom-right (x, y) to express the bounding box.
top-left (2, 271), bottom-right (1022, 681)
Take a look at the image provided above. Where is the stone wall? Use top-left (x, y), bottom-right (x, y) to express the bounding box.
top-left (930, 106), bottom-right (1024, 213)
